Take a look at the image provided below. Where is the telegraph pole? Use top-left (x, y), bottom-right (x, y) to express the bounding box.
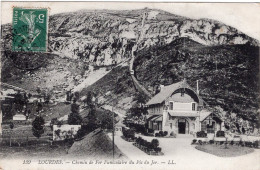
top-left (112, 103), bottom-right (115, 160)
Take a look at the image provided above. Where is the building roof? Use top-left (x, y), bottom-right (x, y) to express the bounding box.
top-left (199, 110), bottom-right (212, 121)
top-left (146, 79), bottom-right (204, 106)
top-left (148, 115), bottom-right (163, 122)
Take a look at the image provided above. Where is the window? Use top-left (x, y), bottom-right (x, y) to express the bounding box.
top-left (170, 123), bottom-right (173, 129)
top-left (192, 103), bottom-right (196, 111)
top-left (169, 102), bottom-right (173, 110)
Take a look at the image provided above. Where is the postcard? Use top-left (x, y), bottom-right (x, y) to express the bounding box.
top-left (1, 2), bottom-right (260, 170)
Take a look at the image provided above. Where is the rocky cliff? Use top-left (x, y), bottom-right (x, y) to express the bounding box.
top-left (3, 8), bottom-right (258, 66)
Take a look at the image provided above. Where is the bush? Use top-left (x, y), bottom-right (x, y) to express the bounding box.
top-left (191, 139), bottom-right (197, 144)
top-left (151, 139), bottom-right (159, 149)
top-left (154, 147), bottom-right (161, 152)
top-left (68, 112), bottom-right (82, 125)
top-left (170, 131), bottom-right (176, 137)
top-left (209, 140), bottom-right (214, 144)
top-left (253, 141), bottom-right (259, 148)
top-left (245, 141), bottom-right (253, 147)
top-left (239, 141), bottom-right (245, 147)
top-left (75, 126), bottom-right (88, 139)
top-left (148, 129), bottom-right (154, 133)
top-left (198, 140), bottom-right (203, 145)
top-left (230, 141), bottom-right (234, 145)
top-left (122, 128), bottom-right (135, 139)
top-left (32, 116), bottom-right (45, 139)
top-left (196, 131), bottom-right (207, 138)
top-left (136, 137), bottom-right (142, 145)
top-left (163, 131), bottom-right (168, 136)
top-left (216, 131), bottom-right (225, 137)
top-left (155, 133), bottom-right (160, 137)
top-left (159, 131), bottom-right (164, 136)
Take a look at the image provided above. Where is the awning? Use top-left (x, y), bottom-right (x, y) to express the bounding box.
top-left (168, 111), bottom-right (199, 117)
top-left (150, 115), bottom-right (163, 122)
top-left (199, 110), bottom-right (212, 121)
top-left (146, 115), bottom-right (159, 121)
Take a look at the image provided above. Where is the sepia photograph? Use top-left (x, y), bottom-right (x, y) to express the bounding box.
top-left (0, 1), bottom-right (260, 170)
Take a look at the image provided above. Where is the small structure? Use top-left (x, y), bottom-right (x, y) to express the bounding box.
top-left (145, 79), bottom-right (224, 136)
top-left (53, 125), bottom-right (81, 141)
top-left (13, 114), bottom-right (27, 121)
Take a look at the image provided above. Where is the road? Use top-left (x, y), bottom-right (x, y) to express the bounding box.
top-left (108, 131), bottom-right (260, 170)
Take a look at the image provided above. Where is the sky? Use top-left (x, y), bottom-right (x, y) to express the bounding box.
top-left (1, 2), bottom-right (260, 41)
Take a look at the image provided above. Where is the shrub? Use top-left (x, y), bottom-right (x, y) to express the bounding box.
top-left (75, 127), bottom-right (87, 139)
top-left (253, 141), bottom-right (259, 148)
top-left (159, 131), bottom-right (164, 136)
top-left (245, 142), bottom-right (253, 147)
top-left (136, 137), bottom-right (142, 145)
top-left (163, 131), bottom-right (168, 136)
top-left (230, 141), bottom-right (234, 145)
top-left (191, 139), bottom-right (197, 144)
top-left (198, 140), bottom-right (203, 145)
top-left (123, 128), bottom-right (135, 139)
top-left (239, 141), bottom-right (245, 147)
top-left (209, 140), bottom-right (214, 144)
top-left (154, 147), bottom-right (162, 152)
top-left (155, 133), bottom-right (160, 137)
top-left (170, 131), bottom-right (176, 138)
top-left (151, 139), bottom-right (159, 149)
top-left (216, 131), bottom-right (225, 137)
top-left (196, 131), bottom-right (207, 138)
top-left (148, 129), bottom-right (154, 133)
top-left (68, 112), bottom-right (82, 125)
top-left (32, 116), bottom-right (45, 139)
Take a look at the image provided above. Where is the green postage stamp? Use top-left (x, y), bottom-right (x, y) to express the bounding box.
top-left (12, 7), bottom-right (48, 52)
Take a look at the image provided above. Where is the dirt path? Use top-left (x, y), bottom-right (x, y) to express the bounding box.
top-left (109, 132), bottom-right (260, 170)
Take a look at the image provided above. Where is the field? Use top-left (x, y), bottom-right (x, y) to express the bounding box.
top-left (0, 142), bottom-right (72, 159)
top-left (195, 144), bottom-right (254, 157)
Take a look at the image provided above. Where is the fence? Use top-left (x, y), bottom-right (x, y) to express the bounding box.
top-left (1, 129), bottom-right (53, 147)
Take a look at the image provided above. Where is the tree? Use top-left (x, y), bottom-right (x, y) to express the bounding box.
top-left (151, 139), bottom-right (159, 149)
top-left (86, 91), bottom-right (93, 108)
top-left (71, 99), bottom-right (80, 113)
top-left (32, 116), bottom-right (45, 140)
top-left (74, 91), bottom-right (80, 101)
top-left (68, 112), bottom-right (82, 125)
top-left (87, 107), bottom-right (98, 131)
top-left (68, 99), bottom-right (82, 125)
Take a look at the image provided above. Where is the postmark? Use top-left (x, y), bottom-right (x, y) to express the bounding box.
top-left (12, 7), bottom-right (48, 52)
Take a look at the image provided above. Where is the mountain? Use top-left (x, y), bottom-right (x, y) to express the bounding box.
top-left (1, 8), bottom-right (259, 129)
top-left (2, 8), bottom-right (259, 66)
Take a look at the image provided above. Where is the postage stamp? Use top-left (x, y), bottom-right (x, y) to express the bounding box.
top-left (12, 7), bottom-right (48, 52)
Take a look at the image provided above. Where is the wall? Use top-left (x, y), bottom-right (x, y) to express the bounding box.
top-left (166, 91), bottom-right (198, 112)
top-left (147, 104), bottom-right (164, 115)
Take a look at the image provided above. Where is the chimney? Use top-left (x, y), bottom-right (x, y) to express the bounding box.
top-left (196, 80), bottom-right (199, 94)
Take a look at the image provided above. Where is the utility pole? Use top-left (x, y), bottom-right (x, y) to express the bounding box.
top-left (112, 102), bottom-right (115, 160)
top-left (112, 76), bottom-right (118, 161)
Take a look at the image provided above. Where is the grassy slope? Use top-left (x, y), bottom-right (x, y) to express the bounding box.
top-left (81, 65), bottom-right (136, 108)
top-left (134, 38), bottom-right (259, 124)
top-left (68, 129), bottom-right (126, 159)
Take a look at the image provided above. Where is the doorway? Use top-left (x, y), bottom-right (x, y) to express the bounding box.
top-left (178, 119), bottom-right (188, 134)
top-left (178, 122), bottom-right (186, 134)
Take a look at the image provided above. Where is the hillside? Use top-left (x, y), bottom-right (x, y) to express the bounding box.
top-left (68, 128), bottom-right (126, 159)
top-left (1, 8), bottom-right (259, 130)
top-left (133, 38), bottom-right (259, 127)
